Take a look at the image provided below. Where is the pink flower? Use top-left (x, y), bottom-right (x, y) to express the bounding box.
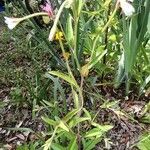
top-left (41, 2), bottom-right (54, 17)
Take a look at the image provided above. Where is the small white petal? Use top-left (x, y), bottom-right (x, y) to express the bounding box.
top-left (4, 17), bottom-right (11, 24)
top-left (120, 1), bottom-right (135, 16)
top-left (128, 0), bottom-right (134, 2)
top-left (4, 17), bottom-right (21, 30)
top-left (7, 22), bottom-right (17, 30)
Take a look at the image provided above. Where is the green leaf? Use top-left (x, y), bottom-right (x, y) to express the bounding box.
top-left (68, 137), bottom-right (78, 150)
top-left (44, 137), bottom-right (53, 150)
top-left (42, 116), bottom-right (57, 126)
top-left (72, 90), bottom-right (80, 109)
top-left (85, 123), bottom-right (112, 138)
top-left (91, 122), bottom-right (113, 132)
top-left (147, 12), bottom-right (150, 34)
top-left (140, 113), bottom-right (150, 124)
top-left (43, 127), bottom-right (58, 150)
top-left (16, 144), bottom-right (28, 150)
top-left (48, 71), bottom-right (79, 89)
top-left (101, 100), bottom-right (119, 109)
top-left (139, 75), bottom-right (150, 95)
top-left (69, 117), bottom-right (91, 128)
top-left (51, 143), bottom-right (66, 150)
top-left (83, 138), bottom-right (101, 150)
top-left (89, 49), bottom-right (107, 69)
top-left (42, 100), bottom-right (54, 108)
top-left (75, 117), bottom-right (90, 124)
top-left (77, 0), bottom-right (84, 15)
top-left (136, 133), bottom-right (150, 150)
top-left (83, 108), bottom-right (91, 120)
top-left (63, 109), bottom-right (80, 122)
top-left (66, 13), bottom-right (74, 46)
top-left (58, 121), bottom-right (69, 132)
top-left (85, 128), bottom-right (103, 138)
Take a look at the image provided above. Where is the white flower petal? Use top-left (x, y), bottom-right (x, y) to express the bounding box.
top-left (120, 1), bottom-right (135, 16)
top-left (4, 17), bottom-right (21, 30)
top-left (128, 0), bottom-right (134, 2)
top-left (4, 17), bottom-right (11, 24)
top-left (7, 22), bottom-right (17, 30)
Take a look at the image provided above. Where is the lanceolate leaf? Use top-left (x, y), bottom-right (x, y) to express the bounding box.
top-left (91, 122), bottom-right (113, 132)
top-left (85, 128), bottom-right (103, 138)
top-left (66, 13), bottom-right (74, 46)
top-left (136, 133), bottom-right (150, 150)
top-left (83, 108), bottom-right (91, 120)
top-left (48, 71), bottom-right (79, 89)
top-left (51, 143), bottom-right (66, 150)
top-left (147, 13), bottom-right (150, 34)
top-left (63, 109), bottom-right (80, 122)
top-left (42, 116), bottom-right (57, 126)
top-left (139, 75), bottom-right (150, 95)
top-left (89, 50), bottom-right (107, 69)
top-left (84, 138), bottom-right (101, 150)
top-left (69, 117), bottom-right (91, 128)
top-left (58, 121), bottom-right (69, 132)
top-left (68, 137), bottom-right (78, 150)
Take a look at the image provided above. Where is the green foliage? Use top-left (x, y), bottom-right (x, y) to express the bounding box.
top-left (42, 106), bottom-right (113, 150)
top-left (139, 102), bottom-right (150, 124)
top-left (115, 0), bottom-right (150, 93)
top-left (16, 141), bottom-right (42, 150)
top-left (136, 133), bottom-right (150, 150)
top-left (47, 71), bottom-right (79, 89)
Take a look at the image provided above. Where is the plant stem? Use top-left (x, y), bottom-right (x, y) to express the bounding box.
top-left (102, 3), bottom-right (111, 81)
top-left (21, 12), bottom-right (49, 20)
top-left (58, 35), bottom-right (84, 149)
